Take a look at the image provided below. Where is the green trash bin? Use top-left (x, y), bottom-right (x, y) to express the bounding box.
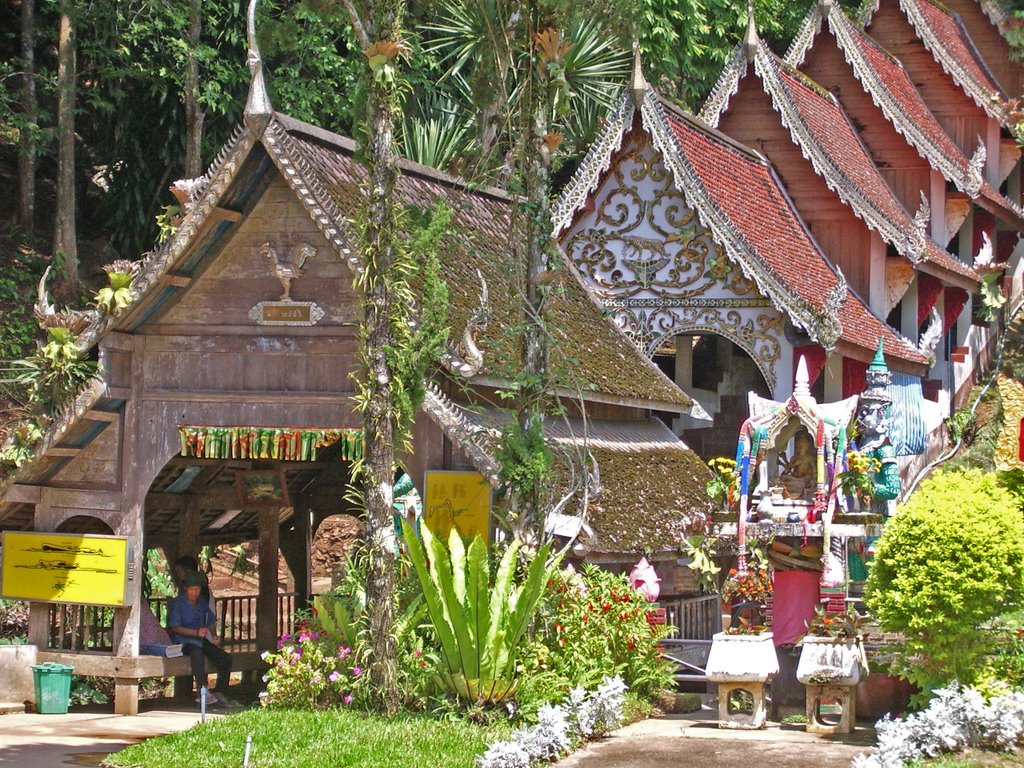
top-left (33, 662), bottom-right (74, 714)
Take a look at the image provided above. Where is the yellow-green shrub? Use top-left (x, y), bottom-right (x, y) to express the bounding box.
top-left (866, 468), bottom-right (1024, 694)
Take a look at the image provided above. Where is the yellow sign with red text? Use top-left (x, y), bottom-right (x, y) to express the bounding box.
top-left (422, 471), bottom-right (491, 543)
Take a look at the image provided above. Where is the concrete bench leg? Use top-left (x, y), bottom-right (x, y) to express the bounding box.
top-left (113, 678), bottom-right (140, 716)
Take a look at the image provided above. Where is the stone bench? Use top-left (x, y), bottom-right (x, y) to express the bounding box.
top-left (37, 646), bottom-right (266, 715)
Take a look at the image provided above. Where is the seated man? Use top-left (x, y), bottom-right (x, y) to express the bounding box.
top-left (167, 570), bottom-right (232, 706)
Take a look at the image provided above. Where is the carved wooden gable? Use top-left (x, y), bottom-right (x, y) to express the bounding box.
top-left (562, 129), bottom-right (784, 389)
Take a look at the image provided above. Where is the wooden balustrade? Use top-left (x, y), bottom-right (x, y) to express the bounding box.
top-left (662, 594), bottom-right (721, 641)
top-left (47, 592), bottom-right (300, 652)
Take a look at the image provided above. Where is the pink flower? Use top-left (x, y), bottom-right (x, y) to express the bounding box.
top-left (343, 695), bottom-right (353, 705)
top-left (413, 649), bottom-right (421, 658)
top-left (328, 671), bottom-right (341, 683)
top-left (352, 667), bottom-right (362, 677)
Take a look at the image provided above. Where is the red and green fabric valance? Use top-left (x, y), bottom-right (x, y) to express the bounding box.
top-left (179, 426), bottom-right (362, 462)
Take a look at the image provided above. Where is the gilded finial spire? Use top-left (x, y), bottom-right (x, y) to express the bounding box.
top-left (744, 1), bottom-right (760, 61)
top-left (630, 41), bottom-right (649, 108)
top-left (244, 0), bottom-right (272, 131)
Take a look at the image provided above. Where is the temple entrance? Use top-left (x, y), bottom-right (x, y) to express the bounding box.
top-left (654, 334), bottom-right (771, 458)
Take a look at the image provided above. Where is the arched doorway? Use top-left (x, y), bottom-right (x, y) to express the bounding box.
top-left (653, 333), bottom-right (771, 459)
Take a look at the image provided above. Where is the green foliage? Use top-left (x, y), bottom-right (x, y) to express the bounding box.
top-left (386, 201), bottom-right (453, 439)
top-left (866, 468), bottom-right (1024, 694)
top-left (260, 631), bottom-right (367, 709)
top-left (106, 706), bottom-right (508, 768)
top-left (403, 522), bottom-right (559, 704)
top-left (799, 605), bottom-right (866, 640)
top-left (70, 677), bottom-right (110, 706)
top-left (0, 249), bottom-right (47, 361)
top-left (528, 565), bottom-right (673, 702)
top-left (154, 205), bottom-right (180, 245)
top-left (8, 327), bottom-right (99, 415)
top-left (984, 627), bottom-right (1024, 691)
top-left (93, 271), bottom-right (134, 315)
top-left (682, 535), bottom-right (720, 593)
top-left (143, 549), bottom-right (177, 600)
top-left (496, 414), bottom-right (554, 501)
top-left (704, 456), bottom-right (737, 506)
top-left (0, 420), bottom-right (46, 469)
top-left (947, 408), bottom-right (979, 447)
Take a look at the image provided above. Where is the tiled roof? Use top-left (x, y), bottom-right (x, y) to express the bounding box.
top-left (277, 117), bottom-right (695, 412)
top-left (551, 418), bottom-right (715, 554)
top-left (895, 0), bottom-right (1009, 123)
top-left (664, 104), bottom-right (927, 366)
top-left (452, 408), bottom-right (713, 554)
top-left (790, 5), bottom-right (1022, 226)
top-left (756, 50), bottom-right (978, 287)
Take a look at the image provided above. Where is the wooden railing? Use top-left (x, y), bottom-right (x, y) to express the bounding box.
top-left (662, 594), bottom-right (720, 641)
top-left (48, 592), bottom-right (300, 652)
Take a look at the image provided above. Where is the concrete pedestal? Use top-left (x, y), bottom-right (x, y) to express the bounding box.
top-left (806, 683), bottom-right (856, 734)
top-left (0, 644), bottom-right (37, 707)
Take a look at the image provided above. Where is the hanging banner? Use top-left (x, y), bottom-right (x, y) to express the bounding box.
top-left (422, 471), bottom-right (492, 543)
top-left (179, 426), bottom-right (362, 461)
top-left (0, 531), bottom-right (134, 606)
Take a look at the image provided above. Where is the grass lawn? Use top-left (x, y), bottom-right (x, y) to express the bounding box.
top-left (914, 750), bottom-right (1024, 767)
top-left (105, 708), bottom-right (509, 768)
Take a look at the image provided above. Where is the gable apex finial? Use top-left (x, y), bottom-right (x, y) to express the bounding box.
top-left (244, 0), bottom-right (273, 131)
top-left (744, 1), bottom-right (760, 61)
top-left (630, 41), bottom-right (649, 107)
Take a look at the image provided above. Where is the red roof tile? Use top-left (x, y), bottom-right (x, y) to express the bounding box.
top-left (836, 14), bottom-right (1021, 225)
top-left (761, 54), bottom-right (977, 285)
top-left (664, 107), bottom-right (927, 367)
top-left (906, 0), bottom-right (1007, 103)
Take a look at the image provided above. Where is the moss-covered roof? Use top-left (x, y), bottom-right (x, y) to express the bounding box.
top-left (278, 117), bottom-right (695, 413)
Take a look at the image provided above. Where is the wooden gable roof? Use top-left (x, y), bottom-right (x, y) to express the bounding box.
top-left (703, 43), bottom-right (980, 291)
top-left (786, 2), bottom-right (1022, 227)
top-left (555, 84), bottom-right (928, 372)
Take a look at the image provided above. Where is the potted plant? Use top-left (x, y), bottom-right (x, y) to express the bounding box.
top-left (795, 606), bottom-right (869, 687)
top-left (720, 563), bottom-right (772, 630)
top-left (705, 616), bottom-right (779, 729)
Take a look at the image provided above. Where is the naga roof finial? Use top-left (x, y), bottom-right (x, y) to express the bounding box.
top-left (244, 0), bottom-right (273, 132)
top-left (744, 1), bottom-right (760, 61)
top-left (629, 41), bottom-right (649, 108)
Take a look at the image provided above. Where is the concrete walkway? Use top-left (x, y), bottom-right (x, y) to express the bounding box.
top-left (557, 709), bottom-right (876, 768)
top-left (0, 700), bottom-right (878, 768)
top-left (0, 704), bottom-right (221, 767)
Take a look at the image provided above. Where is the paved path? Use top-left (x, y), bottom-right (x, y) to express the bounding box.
top-left (557, 710), bottom-right (875, 768)
top-left (0, 706), bottom-right (219, 768)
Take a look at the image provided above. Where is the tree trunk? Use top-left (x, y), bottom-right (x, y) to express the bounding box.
top-left (54, 0), bottom-right (78, 293)
top-left (18, 0), bottom-right (37, 233)
top-left (183, 0), bottom-right (204, 178)
top-left (354, 0), bottom-right (405, 717)
top-left (514, 15), bottom-right (559, 546)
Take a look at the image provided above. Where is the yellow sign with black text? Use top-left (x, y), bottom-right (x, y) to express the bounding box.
top-left (1, 531), bottom-right (132, 606)
top-left (422, 471), bottom-right (491, 542)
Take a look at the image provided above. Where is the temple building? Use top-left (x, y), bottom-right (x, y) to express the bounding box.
top-left (554, 52), bottom-right (927, 460)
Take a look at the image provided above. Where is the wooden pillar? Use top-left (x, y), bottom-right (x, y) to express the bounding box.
top-left (257, 505), bottom-right (280, 651)
top-left (111, 335), bottom-right (145, 715)
top-left (178, 496), bottom-right (199, 562)
top-left (27, 488), bottom-right (54, 648)
top-left (279, 499), bottom-right (312, 606)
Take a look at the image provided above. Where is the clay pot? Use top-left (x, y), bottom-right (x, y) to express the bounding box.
top-left (855, 673), bottom-right (915, 720)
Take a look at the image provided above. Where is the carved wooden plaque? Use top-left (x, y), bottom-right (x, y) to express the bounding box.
top-left (249, 301), bottom-right (325, 326)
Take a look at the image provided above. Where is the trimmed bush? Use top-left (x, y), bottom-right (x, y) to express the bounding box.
top-left (866, 468), bottom-right (1024, 694)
